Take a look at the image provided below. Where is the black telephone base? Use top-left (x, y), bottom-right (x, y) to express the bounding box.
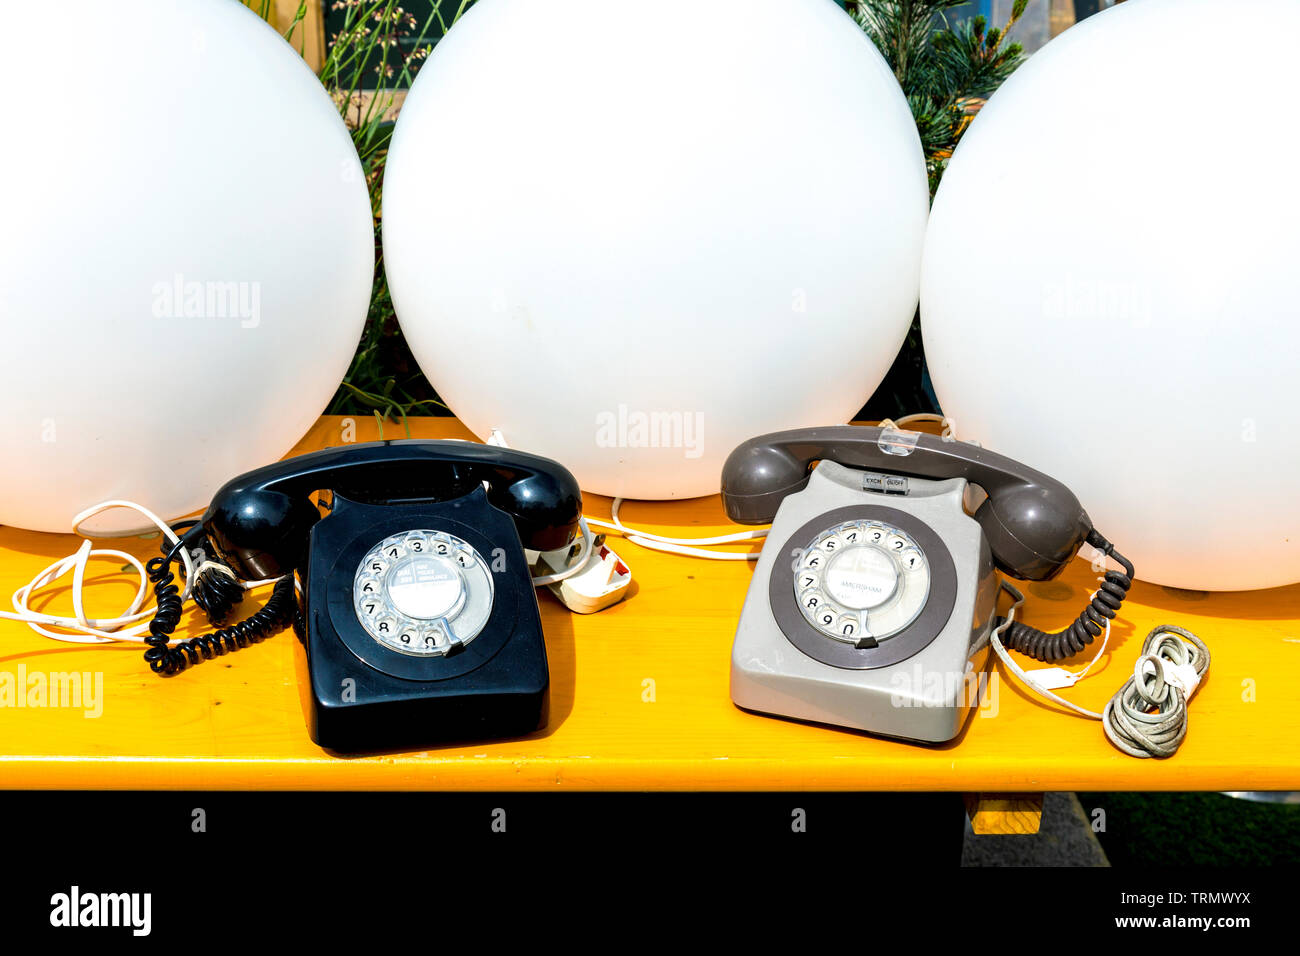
top-left (301, 493), bottom-right (550, 753)
top-left (303, 661), bottom-right (549, 754)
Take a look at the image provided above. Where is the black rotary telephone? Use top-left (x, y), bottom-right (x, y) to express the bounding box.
top-left (145, 440), bottom-right (582, 752)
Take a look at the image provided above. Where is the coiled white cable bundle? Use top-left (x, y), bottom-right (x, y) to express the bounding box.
top-left (2, 501), bottom-right (197, 643)
top-left (1102, 625), bottom-right (1209, 758)
top-left (1, 500), bottom-right (281, 644)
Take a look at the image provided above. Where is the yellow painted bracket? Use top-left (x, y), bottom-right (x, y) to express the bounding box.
top-left (964, 793), bottom-right (1045, 835)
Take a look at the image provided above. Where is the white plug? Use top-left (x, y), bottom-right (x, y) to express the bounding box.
top-left (529, 536), bottom-right (631, 614)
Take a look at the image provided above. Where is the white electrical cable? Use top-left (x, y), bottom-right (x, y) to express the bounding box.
top-left (584, 498), bottom-right (767, 561)
top-left (988, 582), bottom-right (1110, 720)
top-left (892, 412), bottom-right (948, 429)
top-left (2, 500), bottom-right (196, 643)
top-left (591, 415), bottom-right (943, 561)
top-left (487, 427), bottom-right (761, 566)
top-left (3, 500), bottom-right (282, 645)
top-left (1101, 625), bottom-right (1209, 758)
top-left (580, 416), bottom-right (946, 561)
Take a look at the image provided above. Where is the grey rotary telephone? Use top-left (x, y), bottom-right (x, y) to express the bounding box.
top-left (721, 424), bottom-right (1140, 744)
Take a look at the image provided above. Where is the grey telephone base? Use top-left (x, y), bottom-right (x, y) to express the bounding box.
top-left (730, 461), bottom-right (1000, 743)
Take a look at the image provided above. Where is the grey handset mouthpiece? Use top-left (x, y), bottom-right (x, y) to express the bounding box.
top-left (721, 426), bottom-right (1093, 581)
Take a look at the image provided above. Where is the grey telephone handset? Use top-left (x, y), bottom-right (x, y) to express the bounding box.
top-left (721, 425), bottom-right (1135, 743)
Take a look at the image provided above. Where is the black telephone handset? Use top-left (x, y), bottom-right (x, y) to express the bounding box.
top-left (722, 425), bottom-right (1135, 743)
top-left (148, 440), bottom-right (582, 752)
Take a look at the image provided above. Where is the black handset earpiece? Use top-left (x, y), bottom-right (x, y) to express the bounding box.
top-left (142, 529), bottom-right (299, 677)
top-left (476, 463), bottom-right (583, 553)
top-left (202, 488), bottom-right (323, 581)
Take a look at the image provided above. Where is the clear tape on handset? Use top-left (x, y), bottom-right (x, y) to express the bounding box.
top-left (876, 421), bottom-right (921, 457)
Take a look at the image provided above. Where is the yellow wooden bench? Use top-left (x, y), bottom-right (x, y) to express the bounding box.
top-left (1, 416), bottom-right (1296, 836)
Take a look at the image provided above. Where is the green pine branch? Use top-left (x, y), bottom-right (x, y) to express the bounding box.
top-left (848, 0), bottom-right (1030, 196)
top-left (310, 1), bottom-right (471, 427)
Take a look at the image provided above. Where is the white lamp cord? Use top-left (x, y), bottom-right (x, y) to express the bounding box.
top-left (585, 498), bottom-right (766, 561)
top-left (578, 415), bottom-right (942, 562)
top-left (3, 500), bottom-right (198, 643)
top-left (483, 428), bottom-right (762, 564)
top-left (3, 501), bottom-right (284, 645)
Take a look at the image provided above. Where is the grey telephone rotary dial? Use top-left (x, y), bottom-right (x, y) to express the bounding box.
top-left (794, 519), bottom-right (930, 644)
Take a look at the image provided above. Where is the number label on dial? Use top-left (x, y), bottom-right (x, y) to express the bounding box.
top-left (791, 519), bottom-right (932, 645)
top-left (352, 530), bottom-right (495, 658)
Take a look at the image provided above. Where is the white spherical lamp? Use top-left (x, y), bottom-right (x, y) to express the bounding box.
top-left (382, 0), bottom-right (928, 499)
top-left (0, 0), bottom-right (373, 534)
top-left (921, 0), bottom-right (1300, 591)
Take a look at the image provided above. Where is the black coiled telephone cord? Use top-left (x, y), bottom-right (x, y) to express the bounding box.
top-left (1000, 530), bottom-right (1134, 663)
top-left (142, 544), bottom-right (300, 676)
